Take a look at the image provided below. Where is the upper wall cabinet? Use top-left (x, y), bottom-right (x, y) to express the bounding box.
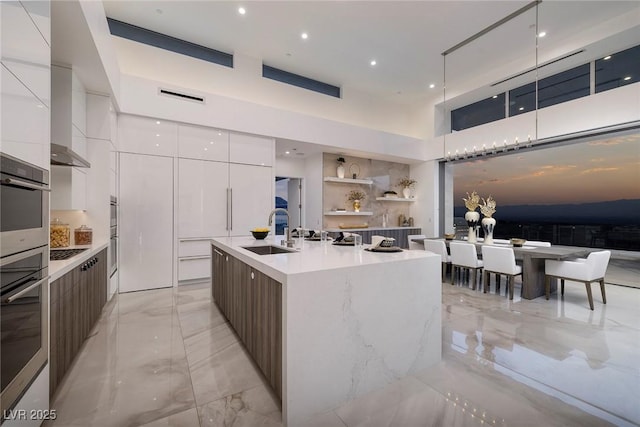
top-left (1, 1), bottom-right (50, 108)
top-left (178, 124), bottom-right (229, 162)
top-left (118, 115), bottom-right (178, 157)
top-left (51, 166), bottom-right (86, 210)
top-left (229, 132), bottom-right (274, 167)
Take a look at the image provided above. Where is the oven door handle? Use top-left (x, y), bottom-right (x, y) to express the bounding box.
top-left (2, 177), bottom-right (51, 192)
top-left (5, 277), bottom-right (48, 303)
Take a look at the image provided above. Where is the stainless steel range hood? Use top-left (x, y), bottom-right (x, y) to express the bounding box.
top-left (51, 143), bottom-right (90, 167)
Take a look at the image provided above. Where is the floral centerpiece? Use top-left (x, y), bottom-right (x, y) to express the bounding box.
top-left (480, 196), bottom-right (497, 244)
top-left (346, 189), bottom-right (366, 212)
top-left (397, 177), bottom-right (417, 198)
top-left (336, 157), bottom-right (346, 178)
top-left (462, 191), bottom-right (481, 243)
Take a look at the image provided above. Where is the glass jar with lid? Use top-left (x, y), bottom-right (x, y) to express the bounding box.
top-left (50, 218), bottom-right (70, 248)
top-left (74, 225), bottom-right (93, 246)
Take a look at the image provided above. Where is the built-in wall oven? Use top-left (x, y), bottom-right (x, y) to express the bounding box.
top-left (110, 196), bottom-right (118, 277)
top-left (1, 153), bottom-right (50, 258)
top-left (0, 153), bottom-right (49, 417)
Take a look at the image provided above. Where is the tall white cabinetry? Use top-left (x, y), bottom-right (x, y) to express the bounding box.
top-left (119, 152), bottom-right (174, 292)
top-left (117, 115), bottom-right (274, 289)
top-left (176, 125), bottom-right (274, 284)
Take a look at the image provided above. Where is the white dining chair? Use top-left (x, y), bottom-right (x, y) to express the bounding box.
top-left (527, 241), bottom-right (551, 247)
top-left (545, 250), bottom-right (611, 310)
top-left (407, 234), bottom-right (426, 250)
top-left (449, 242), bottom-right (483, 290)
top-left (424, 239), bottom-right (451, 281)
top-left (481, 245), bottom-right (522, 300)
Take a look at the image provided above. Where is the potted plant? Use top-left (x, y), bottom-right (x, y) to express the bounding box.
top-left (346, 189), bottom-right (366, 212)
top-left (336, 157), bottom-right (346, 178)
top-left (480, 196), bottom-right (497, 245)
top-left (397, 177), bottom-right (417, 198)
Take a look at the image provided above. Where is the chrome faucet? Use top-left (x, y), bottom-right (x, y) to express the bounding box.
top-left (268, 208), bottom-right (295, 248)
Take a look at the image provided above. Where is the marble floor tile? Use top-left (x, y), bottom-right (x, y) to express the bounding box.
top-left (197, 384), bottom-right (282, 427)
top-left (47, 277), bottom-right (640, 427)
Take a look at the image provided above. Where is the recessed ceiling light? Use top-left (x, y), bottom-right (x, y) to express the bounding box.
top-left (285, 151), bottom-right (290, 154)
top-left (301, 32), bottom-right (308, 40)
top-left (218, 131), bottom-right (222, 135)
top-left (156, 121), bottom-right (161, 124)
top-left (370, 60), bottom-right (377, 66)
top-left (603, 55), bottom-right (612, 60)
top-left (538, 31), bottom-right (546, 38)
top-left (518, 107), bottom-right (524, 111)
top-left (210, 141), bottom-right (214, 145)
top-left (238, 7), bottom-right (246, 15)
top-left (156, 133), bottom-right (160, 137)
top-left (429, 84), bottom-right (435, 89)
top-left (492, 95), bottom-right (498, 99)
top-left (623, 76), bottom-right (631, 81)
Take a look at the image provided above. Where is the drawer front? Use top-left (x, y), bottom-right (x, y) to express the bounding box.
top-left (178, 239), bottom-right (213, 257)
top-left (178, 256), bottom-right (211, 281)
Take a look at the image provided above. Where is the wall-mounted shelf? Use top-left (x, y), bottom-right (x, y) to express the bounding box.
top-left (324, 177), bottom-right (373, 185)
top-left (375, 197), bottom-right (416, 202)
top-left (324, 211), bottom-right (374, 216)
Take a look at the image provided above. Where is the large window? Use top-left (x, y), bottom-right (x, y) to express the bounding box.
top-left (451, 44), bottom-right (638, 131)
top-left (451, 133), bottom-right (640, 251)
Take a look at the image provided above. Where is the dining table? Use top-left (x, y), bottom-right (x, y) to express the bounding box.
top-left (412, 238), bottom-right (590, 300)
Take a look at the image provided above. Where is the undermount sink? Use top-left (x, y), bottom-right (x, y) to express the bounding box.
top-left (242, 245), bottom-right (296, 255)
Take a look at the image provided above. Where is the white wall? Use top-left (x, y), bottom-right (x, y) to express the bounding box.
top-left (409, 160), bottom-right (440, 237)
top-left (275, 156), bottom-right (306, 178)
top-left (303, 153), bottom-right (324, 230)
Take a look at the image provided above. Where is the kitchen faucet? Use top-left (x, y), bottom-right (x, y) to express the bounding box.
top-left (268, 208), bottom-right (296, 248)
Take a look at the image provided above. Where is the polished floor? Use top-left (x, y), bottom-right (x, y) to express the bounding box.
top-left (47, 276), bottom-right (640, 427)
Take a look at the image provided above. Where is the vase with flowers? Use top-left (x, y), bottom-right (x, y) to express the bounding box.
top-left (462, 191), bottom-right (481, 243)
top-left (480, 196), bottom-right (497, 245)
top-left (397, 177), bottom-right (417, 198)
top-left (347, 189), bottom-right (366, 212)
top-left (336, 157), bottom-right (346, 179)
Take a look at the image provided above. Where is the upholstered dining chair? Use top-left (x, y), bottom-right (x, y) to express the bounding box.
top-left (545, 250), bottom-right (611, 310)
top-left (481, 245), bottom-right (522, 300)
top-left (424, 239), bottom-right (451, 281)
top-left (449, 242), bottom-right (483, 290)
top-left (407, 234), bottom-right (426, 250)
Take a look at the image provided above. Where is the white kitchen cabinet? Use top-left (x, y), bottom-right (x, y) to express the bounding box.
top-left (178, 124), bottom-right (229, 162)
top-left (229, 163), bottom-right (273, 235)
top-left (119, 153), bottom-right (173, 292)
top-left (118, 114), bottom-right (177, 157)
top-left (0, 66), bottom-right (50, 170)
top-left (178, 257), bottom-right (211, 282)
top-left (50, 166), bottom-right (86, 210)
top-left (229, 132), bottom-right (274, 166)
top-left (178, 158), bottom-right (229, 238)
top-left (71, 71), bottom-right (86, 135)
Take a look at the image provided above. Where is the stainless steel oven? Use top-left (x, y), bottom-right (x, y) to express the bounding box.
top-left (1, 153), bottom-right (50, 257)
top-left (110, 196), bottom-right (117, 277)
top-left (1, 245), bottom-right (48, 415)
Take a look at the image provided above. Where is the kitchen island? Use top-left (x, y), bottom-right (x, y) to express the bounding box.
top-left (211, 236), bottom-right (441, 426)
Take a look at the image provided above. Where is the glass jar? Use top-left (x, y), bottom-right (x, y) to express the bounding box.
top-left (74, 225), bottom-right (93, 246)
top-left (50, 219), bottom-right (70, 248)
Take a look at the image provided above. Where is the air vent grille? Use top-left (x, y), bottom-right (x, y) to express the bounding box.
top-left (158, 88), bottom-right (205, 104)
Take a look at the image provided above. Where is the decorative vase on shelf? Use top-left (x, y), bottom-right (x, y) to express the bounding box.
top-left (482, 217), bottom-right (496, 245)
top-left (337, 164), bottom-right (345, 179)
top-left (464, 211), bottom-right (480, 243)
top-left (402, 187), bottom-right (411, 198)
top-left (353, 200), bottom-right (361, 212)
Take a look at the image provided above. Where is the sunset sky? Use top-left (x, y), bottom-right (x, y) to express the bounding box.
top-left (453, 133), bottom-right (640, 206)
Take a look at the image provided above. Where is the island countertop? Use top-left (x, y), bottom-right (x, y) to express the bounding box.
top-left (210, 235), bottom-right (442, 426)
top-left (211, 235), bottom-right (435, 283)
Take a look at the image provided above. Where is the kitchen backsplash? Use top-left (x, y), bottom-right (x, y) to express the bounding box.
top-left (50, 210), bottom-right (91, 246)
top-left (323, 153), bottom-right (413, 229)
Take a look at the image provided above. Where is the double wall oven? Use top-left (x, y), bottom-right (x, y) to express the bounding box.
top-left (1, 153), bottom-right (50, 415)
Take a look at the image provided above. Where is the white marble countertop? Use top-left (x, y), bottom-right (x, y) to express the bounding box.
top-left (211, 236), bottom-right (435, 283)
top-left (49, 241), bottom-right (109, 282)
top-left (324, 226), bottom-right (421, 232)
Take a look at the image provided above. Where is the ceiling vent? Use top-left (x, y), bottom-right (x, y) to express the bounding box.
top-left (158, 88), bottom-right (205, 104)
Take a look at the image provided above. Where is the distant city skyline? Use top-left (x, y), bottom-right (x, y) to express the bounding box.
top-left (453, 133), bottom-right (640, 206)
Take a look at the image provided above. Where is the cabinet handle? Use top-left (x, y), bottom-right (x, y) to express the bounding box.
top-left (179, 255), bottom-right (211, 261)
top-left (230, 188), bottom-right (233, 230)
top-left (1, 177), bottom-right (51, 192)
top-left (251, 271), bottom-right (254, 280)
top-left (213, 249), bottom-right (223, 256)
top-left (179, 237), bottom-right (214, 242)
